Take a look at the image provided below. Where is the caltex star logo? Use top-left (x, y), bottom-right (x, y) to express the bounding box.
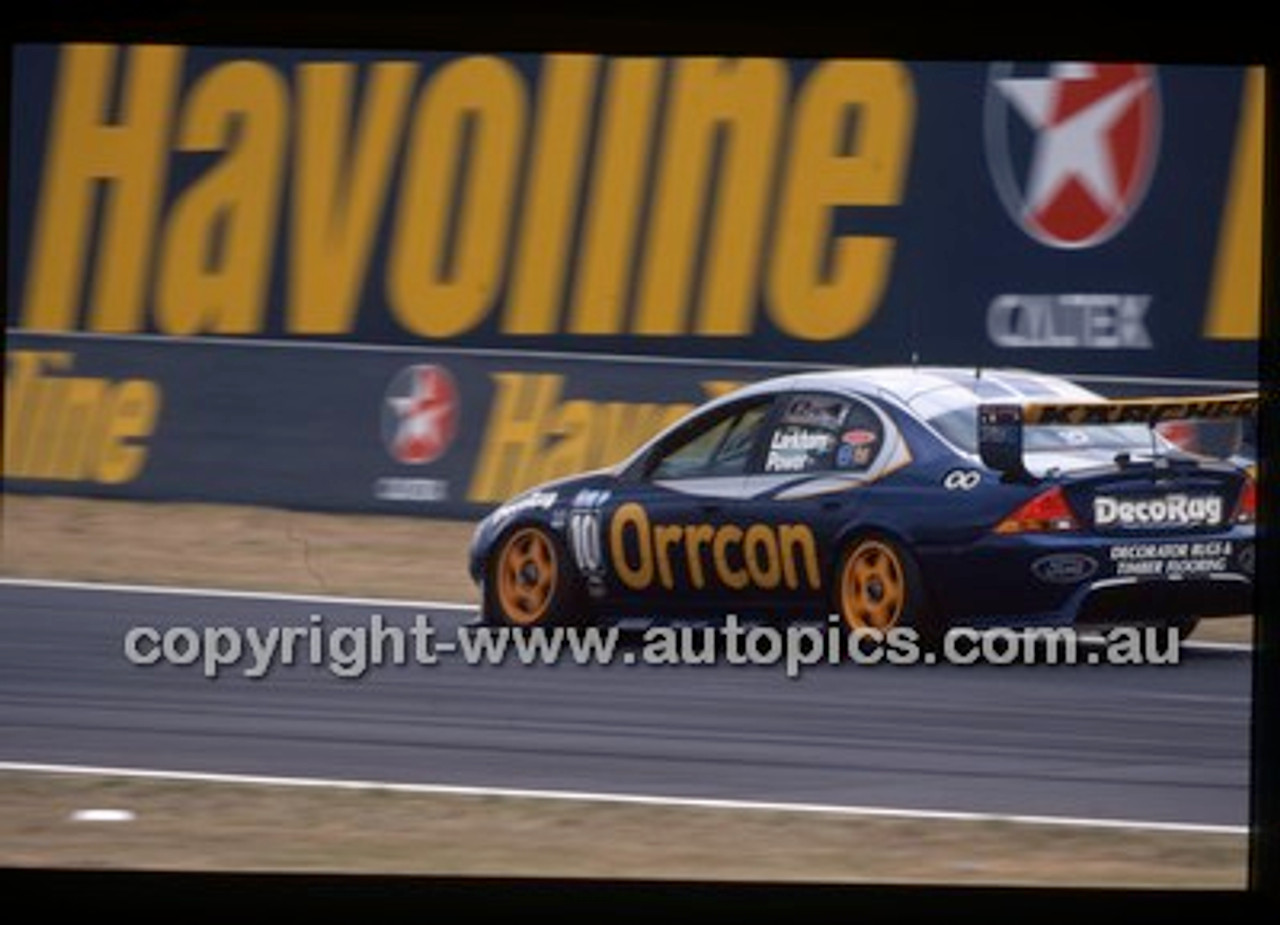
top-left (381, 365), bottom-right (459, 465)
top-left (984, 62), bottom-right (1161, 249)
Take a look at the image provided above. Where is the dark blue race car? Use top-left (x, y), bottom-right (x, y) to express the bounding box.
top-left (468, 367), bottom-right (1257, 640)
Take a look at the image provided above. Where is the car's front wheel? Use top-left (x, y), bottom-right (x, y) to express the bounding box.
top-left (833, 535), bottom-right (941, 647)
top-left (484, 525), bottom-right (582, 628)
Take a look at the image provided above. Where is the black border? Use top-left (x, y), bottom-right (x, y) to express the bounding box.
top-left (4, 6), bottom-right (1275, 915)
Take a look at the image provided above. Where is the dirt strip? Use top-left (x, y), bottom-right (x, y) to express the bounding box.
top-left (0, 771), bottom-right (1248, 886)
top-left (0, 495), bottom-right (480, 604)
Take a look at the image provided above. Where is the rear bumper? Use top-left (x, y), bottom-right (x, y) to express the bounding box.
top-left (915, 526), bottom-right (1254, 626)
top-left (1069, 574), bottom-right (1252, 626)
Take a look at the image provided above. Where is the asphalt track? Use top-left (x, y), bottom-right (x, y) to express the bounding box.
top-left (0, 581), bottom-right (1253, 828)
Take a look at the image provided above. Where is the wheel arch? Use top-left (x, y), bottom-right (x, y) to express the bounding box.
top-left (829, 520), bottom-right (916, 572)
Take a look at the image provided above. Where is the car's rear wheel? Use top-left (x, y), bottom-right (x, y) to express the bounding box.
top-left (485, 525), bottom-right (580, 628)
top-left (834, 535), bottom-right (940, 647)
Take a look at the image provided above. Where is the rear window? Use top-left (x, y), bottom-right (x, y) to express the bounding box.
top-left (925, 406), bottom-right (1168, 455)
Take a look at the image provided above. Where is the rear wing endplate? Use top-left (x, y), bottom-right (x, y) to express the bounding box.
top-left (978, 392), bottom-right (1259, 479)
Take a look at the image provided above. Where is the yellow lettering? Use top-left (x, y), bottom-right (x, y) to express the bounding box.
top-left (712, 524), bottom-right (748, 590)
top-left (155, 60), bottom-right (288, 334)
top-left (468, 372), bottom-right (707, 503)
top-left (4, 351), bottom-right (71, 476)
top-left (701, 380), bottom-right (745, 400)
top-left (17, 48), bottom-right (925, 346)
top-left (569, 58), bottom-right (663, 334)
top-left (468, 372), bottom-right (562, 503)
top-left (743, 523), bottom-right (781, 589)
top-left (778, 524), bottom-right (820, 590)
top-left (22, 44), bottom-right (182, 332)
top-left (48, 377), bottom-right (109, 479)
top-left (389, 56), bottom-right (526, 338)
top-left (599, 508), bottom-right (821, 593)
top-left (611, 502), bottom-right (653, 590)
top-left (768, 60), bottom-right (914, 340)
top-left (22, 374), bottom-right (67, 479)
top-left (289, 61), bottom-right (418, 334)
top-left (654, 524), bottom-right (684, 590)
top-left (96, 380), bottom-right (161, 483)
top-left (684, 523), bottom-right (715, 589)
top-left (1205, 66), bottom-right (1263, 339)
top-left (505, 55), bottom-right (600, 334)
top-left (539, 399), bottom-right (594, 484)
top-left (3, 349), bottom-right (159, 483)
top-left (592, 400), bottom-right (690, 466)
top-left (636, 58), bottom-right (786, 335)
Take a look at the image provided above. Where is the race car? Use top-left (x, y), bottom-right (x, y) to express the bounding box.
top-left (468, 367), bottom-right (1257, 640)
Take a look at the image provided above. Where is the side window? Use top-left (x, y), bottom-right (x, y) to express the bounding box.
top-left (761, 393), bottom-right (886, 474)
top-left (648, 400), bottom-right (771, 480)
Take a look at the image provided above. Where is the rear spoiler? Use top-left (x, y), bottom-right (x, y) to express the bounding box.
top-left (978, 392), bottom-right (1259, 480)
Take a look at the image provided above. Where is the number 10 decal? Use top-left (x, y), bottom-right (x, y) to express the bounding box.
top-left (569, 489), bottom-right (610, 575)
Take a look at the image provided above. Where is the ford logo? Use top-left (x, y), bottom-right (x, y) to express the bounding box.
top-left (1031, 553), bottom-right (1099, 584)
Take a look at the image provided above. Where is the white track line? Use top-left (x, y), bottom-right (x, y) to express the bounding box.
top-left (0, 576), bottom-right (478, 613)
top-left (1072, 630), bottom-right (1253, 654)
top-left (0, 761), bottom-right (1247, 836)
top-left (1181, 640), bottom-right (1256, 653)
top-left (0, 577), bottom-right (1251, 650)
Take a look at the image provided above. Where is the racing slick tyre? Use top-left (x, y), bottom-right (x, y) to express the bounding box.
top-left (833, 534), bottom-right (943, 651)
top-left (484, 525), bottom-right (584, 629)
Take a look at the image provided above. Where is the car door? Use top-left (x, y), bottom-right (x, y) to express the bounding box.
top-left (597, 395), bottom-right (777, 615)
top-left (729, 391), bottom-right (908, 614)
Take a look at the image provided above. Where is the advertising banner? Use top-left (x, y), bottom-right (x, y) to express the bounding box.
top-left (8, 46), bottom-right (1262, 380)
top-left (4, 333), bottom-right (785, 517)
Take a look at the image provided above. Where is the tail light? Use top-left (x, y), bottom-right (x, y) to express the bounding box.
top-left (994, 486), bottom-right (1080, 534)
top-left (1233, 475), bottom-right (1256, 524)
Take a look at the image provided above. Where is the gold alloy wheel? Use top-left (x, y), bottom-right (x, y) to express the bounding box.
top-left (496, 527), bottom-right (558, 626)
top-left (839, 539), bottom-right (906, 630)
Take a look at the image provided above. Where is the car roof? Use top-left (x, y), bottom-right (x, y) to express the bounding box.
top-left (616, 366), bottom-right (1101, 473)
top-left (736, 365), bottom-right (1099, 412)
